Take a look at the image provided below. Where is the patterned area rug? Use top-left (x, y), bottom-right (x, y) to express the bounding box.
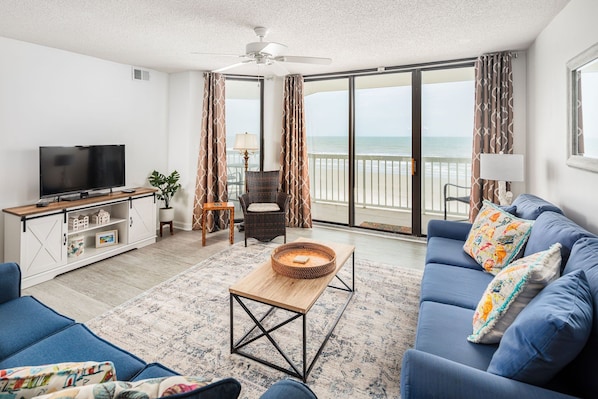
top-left (86, 241), bottom-right (422, 399)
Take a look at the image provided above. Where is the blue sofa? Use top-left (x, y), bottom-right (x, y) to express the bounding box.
top-left (401, 194), bottom-right (598, 399)
top-left (0, 262), bottom-right (316, 399)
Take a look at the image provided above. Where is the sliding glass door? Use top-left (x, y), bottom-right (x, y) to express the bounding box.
top-left (305, 78), bottom-right (350, 225)
top-left (304, 64), bottom-right (474, 236)
top-left (421, 68), bottom-right (474, 233)
top-left (354, 73), bottom-right (412, 233)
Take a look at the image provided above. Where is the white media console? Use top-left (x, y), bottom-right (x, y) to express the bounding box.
top-left (3, 187), bottom-right (157, 288)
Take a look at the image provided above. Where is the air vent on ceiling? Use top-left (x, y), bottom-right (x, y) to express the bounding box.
top-left (131, 67), bottom-right (150, 81)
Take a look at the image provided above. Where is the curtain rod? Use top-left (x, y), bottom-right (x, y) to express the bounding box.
top-left (304, 56), bottom-right (477, 81)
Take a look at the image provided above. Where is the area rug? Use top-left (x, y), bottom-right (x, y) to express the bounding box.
top-left (85, 241), bottom-right (422, 399)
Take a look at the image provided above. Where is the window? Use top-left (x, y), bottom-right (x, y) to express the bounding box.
top-left (225, 79), bottom-right (261, 204)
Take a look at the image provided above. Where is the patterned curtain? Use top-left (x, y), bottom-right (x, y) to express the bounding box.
top-left (280, 74), bottom-right (312, 228)
top-left (192, 72), bottom-right (228, 232)
top-left (469, 52), bottom-right (514, 220)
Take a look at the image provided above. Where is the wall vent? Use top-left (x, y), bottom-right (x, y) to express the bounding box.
top-left (131, 67), bottom-right (150, 81)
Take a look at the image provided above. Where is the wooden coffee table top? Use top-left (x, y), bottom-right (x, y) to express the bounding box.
top-left (229, 238), bottom-right (355, 314)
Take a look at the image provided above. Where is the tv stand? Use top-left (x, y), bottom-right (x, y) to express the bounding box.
top-left (3, 188), bottom-right (157, 288)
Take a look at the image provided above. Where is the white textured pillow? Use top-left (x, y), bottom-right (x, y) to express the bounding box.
top-left (468, 243), bottom-right (562, 344)
top-left (248, 203), bottom-right (280, 212)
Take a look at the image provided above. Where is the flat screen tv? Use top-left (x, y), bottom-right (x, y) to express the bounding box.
top-left (39, 145), bottom-right (125, 199)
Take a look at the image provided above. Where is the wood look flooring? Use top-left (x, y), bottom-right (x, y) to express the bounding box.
top-left (23, 224), bottom-right (427, 322)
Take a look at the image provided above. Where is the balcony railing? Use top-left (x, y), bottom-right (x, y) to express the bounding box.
top-left (308, 153), bottom-right (472, 217)
top-left (225, 151), bottom-right (472, 218)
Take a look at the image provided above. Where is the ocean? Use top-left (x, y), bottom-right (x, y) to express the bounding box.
top-left (307, 136), bottom-right (472, 158)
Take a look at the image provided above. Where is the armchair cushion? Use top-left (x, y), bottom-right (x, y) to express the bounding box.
top-left (0, 296), bottom-right (75, 359)
top-left (0, 263), bottom-right (21, 304)
top-left (247, 203), bottom-right (281, 212)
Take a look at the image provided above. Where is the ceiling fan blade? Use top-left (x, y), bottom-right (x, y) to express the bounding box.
top-left (246, 42), bottom-right (287, 57)
top-left (274, 55), bottom-right (332, 65)
top-left (269, 61), bottom-right (290, 77)
top-left (213, 61), bottom-right (252, 73)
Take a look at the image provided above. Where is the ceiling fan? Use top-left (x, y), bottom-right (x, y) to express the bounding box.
top-left (198, 26), bottom-right (332, 76)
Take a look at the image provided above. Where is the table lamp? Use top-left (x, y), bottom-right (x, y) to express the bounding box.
top-left (233, 132), bottom-right (258, 173)
top-left (479, 152), bottom-right (524, 206)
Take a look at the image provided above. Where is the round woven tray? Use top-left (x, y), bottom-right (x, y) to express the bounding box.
top-left (271, 242), bottom-right (336, 279)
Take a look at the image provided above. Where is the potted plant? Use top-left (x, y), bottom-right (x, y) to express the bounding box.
top-left (148, 170), bottom-right (181, 222)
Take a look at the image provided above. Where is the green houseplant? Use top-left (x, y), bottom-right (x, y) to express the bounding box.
top-left (148, 170), bottom-right (181, 222)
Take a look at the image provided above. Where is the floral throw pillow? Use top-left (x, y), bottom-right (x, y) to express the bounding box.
top-left (468, 243), bottom-right (562, 344)
top-left (464, 200), bottom-right (534, 274)
top-left (0, 361), bottom-right (115, 399)
top-left (32, 376), bottom-right (214, 399)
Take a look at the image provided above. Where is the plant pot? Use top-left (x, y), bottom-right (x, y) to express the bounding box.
top-left (159, 207), bottom-right (175, 223)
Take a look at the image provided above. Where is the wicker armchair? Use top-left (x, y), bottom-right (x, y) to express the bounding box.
top-left (239, 171), bottom-right (289, 247)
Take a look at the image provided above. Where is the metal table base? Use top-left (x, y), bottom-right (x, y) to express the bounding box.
top-left (229, 255), bottom-right (354, 382)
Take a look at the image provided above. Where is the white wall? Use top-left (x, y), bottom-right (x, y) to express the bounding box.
top-left (0, 37), bottom-right (169, 261)
top-left (167, 71), bottom-right (204, 230)
top-left (527, 0), bottom-right (598, 232)
top-left (511, 54), bottom-right (528, 199)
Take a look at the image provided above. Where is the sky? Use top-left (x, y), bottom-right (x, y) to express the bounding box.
top-left (305, 80), bottom-right (474, 137)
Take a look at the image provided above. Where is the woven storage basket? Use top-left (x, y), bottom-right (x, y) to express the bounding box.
top-left (271, 242), bottom-right (336, 279)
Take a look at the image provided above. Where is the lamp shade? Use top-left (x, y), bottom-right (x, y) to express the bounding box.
top-left (480, 153), bottom-right (524, 182)
top-left (233, 132), bottom-right (258, 151)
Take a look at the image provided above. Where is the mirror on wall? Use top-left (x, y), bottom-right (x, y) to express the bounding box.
top-left (567, 42), bottom-right (598, 172)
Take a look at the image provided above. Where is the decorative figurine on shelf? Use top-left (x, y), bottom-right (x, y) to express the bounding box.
top-left (92, 209), bottom-right (110, 225)
top-left (68, 214), bottom-right (89, 231)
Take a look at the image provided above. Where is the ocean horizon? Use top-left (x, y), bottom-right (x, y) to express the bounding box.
top-left (307, 136), bottom-right (472, 158)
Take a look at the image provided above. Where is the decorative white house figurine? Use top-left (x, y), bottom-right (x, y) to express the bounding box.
top-left (68, 214), bottom-right (89, 231)
top-left (92, 209), bottom-right (110, 225)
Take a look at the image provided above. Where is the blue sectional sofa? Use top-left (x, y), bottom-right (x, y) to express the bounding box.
top-left (0, 262), bottom-right (317, 399)
top-left (401, 194), bottom-right (598, 399)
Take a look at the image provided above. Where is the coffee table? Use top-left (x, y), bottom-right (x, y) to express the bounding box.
top-left (229, 238), bottom-right (355, 382)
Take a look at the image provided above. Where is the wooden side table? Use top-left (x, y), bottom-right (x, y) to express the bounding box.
top-left (159, 221), bottom-right (173, 237)
top-left (202, 201), bottom-right (235, 246)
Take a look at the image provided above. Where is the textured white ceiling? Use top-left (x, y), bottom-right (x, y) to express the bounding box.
top-left (0, 0), bottom-right (570, 76)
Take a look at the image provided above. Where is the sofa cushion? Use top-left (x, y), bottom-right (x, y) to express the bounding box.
top-left (0, 361), bottom-right (115, 399)
top-left (130, 363), bottom-right (179, 381)
top-left (487, 270), bottom-right (592, 385)
top-left (0, 296), bottom-right (75, 360)
top-left (555, 237), bottom-right (598, 397)
top-left (415, 301), bottom-right (498, 370)
top-left (523, 211), bottom-right (596, 267)
top-left (420, 263), bottom-right (493, 309)
top-left (0, 324), bottom-right (146, 381)
top-left (426, 237), bottom-right (483, 271)
top-left (511, 194), bottom-right (563, 220)
top-left (468, 244), bottom-right (561, 344)
top-left (464, 201), bottom-right (533, 275)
